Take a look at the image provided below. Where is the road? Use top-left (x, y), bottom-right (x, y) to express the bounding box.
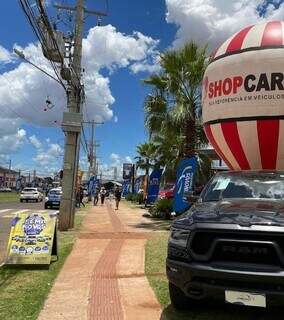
top-left (0, 201), bottom-right (58, 265)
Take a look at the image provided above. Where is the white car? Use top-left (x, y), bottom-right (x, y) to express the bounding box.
top-left (20, 188), bottom-right (43, 203)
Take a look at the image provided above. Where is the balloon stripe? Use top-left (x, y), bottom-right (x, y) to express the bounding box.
top-left (221, 122), bottom-right (250, 170)
top-left (226, 25), bottom-right (254, 53)
top-left (204, 125), bottom-right (233, 170)
top-left (257, 120), bottom-right (279, 169)
top-left (276, 120), bottom-right (284, 170)
top-left (261, 21), bottom-right (283, 46)
top-left (237, 121), bottom-right (262, 169)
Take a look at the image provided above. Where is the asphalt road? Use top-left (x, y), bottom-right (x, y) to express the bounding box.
top-left (0, 201), bottom-right (57, 265)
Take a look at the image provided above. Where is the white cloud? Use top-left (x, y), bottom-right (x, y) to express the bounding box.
top-left (0, 128), bottom-right (26, 155)
top-left (0, 25), bottom-right (159, 129)
top-left (114, 116), bottom-right (118, 123)
top-left (0, 45), bottom-right (13, 64)
top-left (0, 25), bottom-right (159, 159)
top-left (125, 156), bottom-right (132, 163)
top-left (33, 142), bottom-right (63, 168)
top-left (29, 135), bottom-right (42, 150)
top-left (166, 0), bottom-right (284, 50)
top-left (110, 153), bottom-right (120, 163)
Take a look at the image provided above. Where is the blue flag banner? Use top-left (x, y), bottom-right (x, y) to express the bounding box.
top-left (134, 176), bottom-right (142, 194)
top-left (122, 180), bottom-right (131, 197)
top-left (88, 176), bottom-right (98, 196)
top-left (147, 169), bottom-right (163, 204)
top-left (173, 156), bottom-right (198, 213)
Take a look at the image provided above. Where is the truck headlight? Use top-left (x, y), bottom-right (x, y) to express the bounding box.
top-left (169, 228), bottom-right (190, 248)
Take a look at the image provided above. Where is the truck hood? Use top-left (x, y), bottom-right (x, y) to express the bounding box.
top-left (175, 199), bottom-right (284, 227)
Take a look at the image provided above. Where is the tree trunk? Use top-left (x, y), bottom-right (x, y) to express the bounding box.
top-left (184, 116), bottom-right (196, 158)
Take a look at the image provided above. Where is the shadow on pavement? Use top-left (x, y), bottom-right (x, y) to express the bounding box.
top-left (160, 302), bottom-right (282, 320)
top-left (132, 217), bottom-right (172, 231)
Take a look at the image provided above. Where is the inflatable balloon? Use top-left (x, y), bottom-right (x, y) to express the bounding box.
top-left (202, 21), bottom-right (284, 170)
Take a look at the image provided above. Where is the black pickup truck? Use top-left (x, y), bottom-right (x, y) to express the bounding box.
top-left (167, 171), bottom-right (284, 309)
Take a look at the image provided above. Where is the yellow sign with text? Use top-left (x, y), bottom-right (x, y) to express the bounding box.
top-left (6, 212), bottom-right (57, 265)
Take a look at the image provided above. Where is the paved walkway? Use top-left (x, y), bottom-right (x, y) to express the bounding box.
top-left (38, 200), bottom-right (163, 320)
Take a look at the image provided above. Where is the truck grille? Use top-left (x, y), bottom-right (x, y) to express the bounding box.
top-left (190, 230), bottom-right (284, 267)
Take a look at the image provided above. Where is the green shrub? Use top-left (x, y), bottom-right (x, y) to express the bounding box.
top-left (125, 193), bottom-right (134, 201)
top-left (149, 198), bottom-right (173, 219)
top-left (125, 193), bottom-right (144, 203)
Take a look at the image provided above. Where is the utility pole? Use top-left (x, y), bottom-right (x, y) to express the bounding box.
top-left (19, 0), bottom-right (106, 230)
top-left (59, 0), bottom-right (85, 230)
top-left (84, 120), bottom-right (103, 179)
top-left (57, 2), bottom-right (106, 230)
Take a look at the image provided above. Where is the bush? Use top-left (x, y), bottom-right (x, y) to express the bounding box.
top-left (149, 198), bottom-right (173, 219)
top-left (125, 193), bottom-right (144, 203)
top-left (125, 193), bottom-right (134, 201)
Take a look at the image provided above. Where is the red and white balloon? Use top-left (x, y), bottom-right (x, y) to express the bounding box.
top-left (202, 21), bottom-right (284, 170)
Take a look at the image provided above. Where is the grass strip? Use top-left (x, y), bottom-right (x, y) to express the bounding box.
top-left (0, 206), bottom-right (88, 320)
top-left (0, 193), bottom-right (19, 202)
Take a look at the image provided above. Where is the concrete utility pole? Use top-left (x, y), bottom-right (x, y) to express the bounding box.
top-left (84, 120), bottom-right (102, 179)
top-left (18, 0), bottom-right (106, 230)
top-left (59, 0), bottom-right (85, 230)
top-left (57, 1), bottom-right (106, 230)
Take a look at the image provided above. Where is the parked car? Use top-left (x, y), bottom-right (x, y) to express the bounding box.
top-left (45, 188), bottom-right (62, 209)
top-left (158, 183), bottom-right (175, 199)
top-left (167, 171), bottom-right (284, 309)
top-left (0, 187), bottom-right (12, 192)
top-left (20, 188), bottom-right (43, 202)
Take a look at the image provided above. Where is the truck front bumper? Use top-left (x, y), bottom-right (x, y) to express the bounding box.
top-left (167, 258), bottom-right (284, 306)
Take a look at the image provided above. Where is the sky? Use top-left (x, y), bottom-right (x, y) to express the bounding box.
top-left (0, 0), bottom-right (283, 179)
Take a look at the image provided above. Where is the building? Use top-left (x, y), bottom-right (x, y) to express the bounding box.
top-left (0, 166), bottom-right (19, 188)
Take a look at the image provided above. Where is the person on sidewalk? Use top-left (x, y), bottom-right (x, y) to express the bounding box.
top-left (114, 186), bottom-right (122, 210)
top-left (100, 187), bottom-right (106, 205)
top-left (93, 187), bottom-right (99, 206)
top-left (76, 189), bottom-right (81, 208)
top-left (80, 187), bottom-right (85, 207)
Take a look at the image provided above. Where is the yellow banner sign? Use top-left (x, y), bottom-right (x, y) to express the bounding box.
top-left (6, 212), bottom-right (57, 265)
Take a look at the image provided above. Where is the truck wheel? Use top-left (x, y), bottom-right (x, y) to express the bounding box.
top-left (20, 199), bottom-right (23, 203)
top-left (169, 282), bottom-right (196, 310)
top-left (44, 204), bottom-right (48, 209)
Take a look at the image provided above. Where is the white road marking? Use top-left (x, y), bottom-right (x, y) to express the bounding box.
top-left (0, 209), bottom-right (11, 214)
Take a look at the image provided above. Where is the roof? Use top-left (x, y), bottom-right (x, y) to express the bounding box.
top-left (0, 166), bottom-right (18, 175)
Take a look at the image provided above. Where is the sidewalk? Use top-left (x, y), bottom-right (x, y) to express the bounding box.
top-left (38, 200), bottom-right (163, 320)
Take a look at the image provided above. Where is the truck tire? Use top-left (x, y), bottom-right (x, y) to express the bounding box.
top-left (44, 204), bottom-right (48, 209)
top-left (169, 282), bottom-right (196, 310)
top-left (20, 199), bottom-right (23, 203)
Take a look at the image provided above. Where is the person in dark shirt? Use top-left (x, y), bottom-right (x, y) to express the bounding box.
top-left (114, 186), bottom-right (122, 210)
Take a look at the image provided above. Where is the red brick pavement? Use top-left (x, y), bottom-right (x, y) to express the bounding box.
top-left (88, 202), bottom-right (125, 320)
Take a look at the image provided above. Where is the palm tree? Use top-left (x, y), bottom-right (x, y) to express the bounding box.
top-left (143, 42), bottom-right (210, 182)
top-left (135, 142), bottom-right (158, 177)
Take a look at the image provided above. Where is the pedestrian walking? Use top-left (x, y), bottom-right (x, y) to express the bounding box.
top-left (76, 189), bottom-right (81, 208)
top-left (114, 186), bottom-right (122, 210)
top-left (93, 187), bottom-right (99, 206)
top-left (100, 187), bottom-right (106, 205)
top-left (80, 187), bottom-right (85, 207)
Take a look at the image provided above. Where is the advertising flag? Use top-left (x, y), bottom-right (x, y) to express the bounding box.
top-left (122, 180), bottom-right (131, 196)
top-left (146, 169), bottom-right (163, 204)
top-left (123, 163), bottom-right (133, 180)
top-left (173, 156), bottom-right (198, 213)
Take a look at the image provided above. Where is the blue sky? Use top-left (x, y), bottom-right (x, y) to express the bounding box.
top-left (0, 0), bottom-right (283, 178)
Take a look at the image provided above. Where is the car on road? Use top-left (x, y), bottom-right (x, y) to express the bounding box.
top-left (0, 187), bottom-right (12, 192)
top-left (45, 188), bottom-right (62, 209)
top-left (167, 171), bottom-right (284, 309)
top-left (20, 188), bottom-right (43, 202)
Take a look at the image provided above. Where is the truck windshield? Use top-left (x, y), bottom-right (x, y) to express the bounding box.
top-left (202, 172), bottom-right (284, 202)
